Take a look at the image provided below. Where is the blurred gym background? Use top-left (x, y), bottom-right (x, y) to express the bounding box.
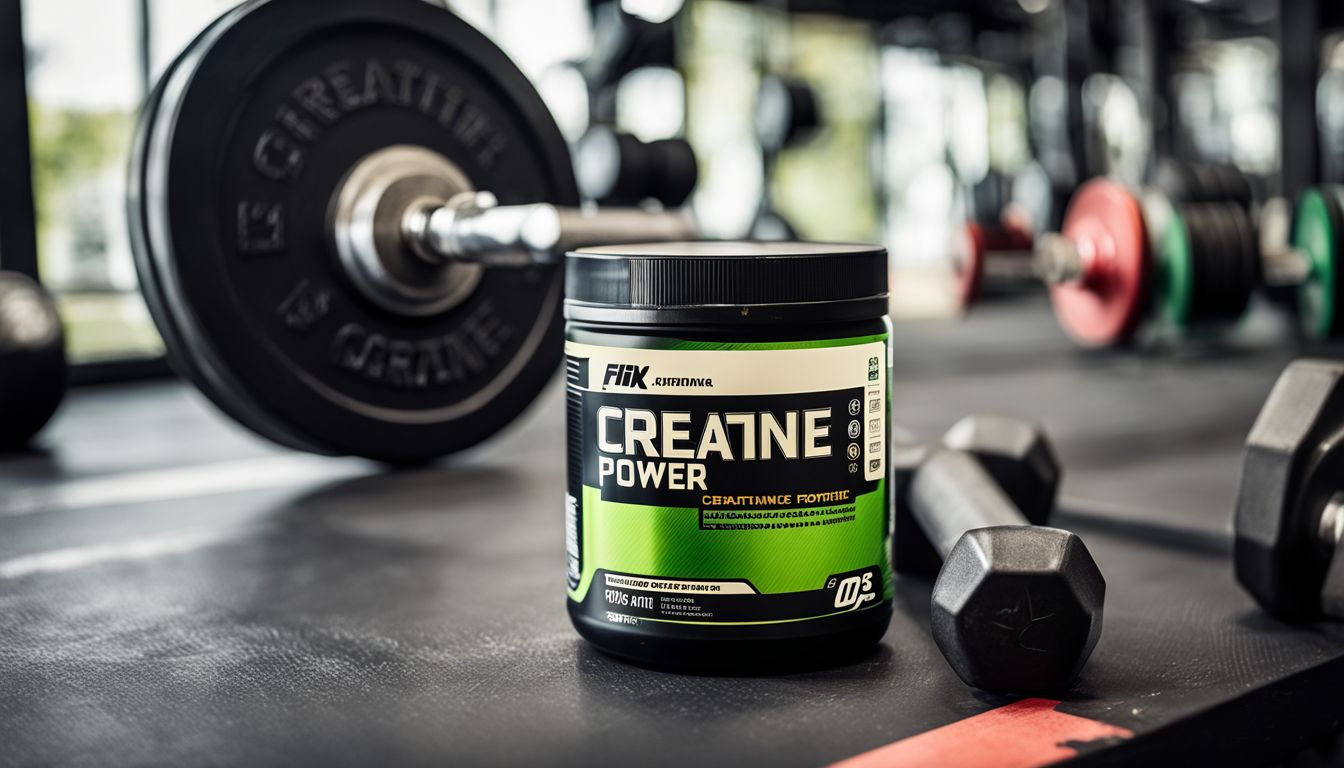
top-left (3, 0), bottom-right (1337, 375)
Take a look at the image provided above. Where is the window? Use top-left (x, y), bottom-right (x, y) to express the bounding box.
top-left (16, 0), bottom-right (596, 374)
top-left (22, 0), bottom-right (158, 364)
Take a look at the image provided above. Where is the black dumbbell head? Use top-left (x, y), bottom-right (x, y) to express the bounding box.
top-left (944, 415), bottom-right (1061, 520)
top-left (0, 271), bottom-right (66, 450)
top-left (1235, 359), bottom-right (1344, 620)
top-left (754, 75), bottom-right (820, 152)
top-left (575, 126), bottom-right (698, 207)
top-left (895, 416), bottom-right (1061, 575)
top-left (930, 525), bottom-right (1105, 694)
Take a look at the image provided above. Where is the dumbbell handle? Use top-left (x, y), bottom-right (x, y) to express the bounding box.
top-left (1318, 492), bottom-right (1344, 554)
top-left (977, 233), bottom-right (1086, 288)
top-left (1261, 245), bottom-right (1313, 288)
top-left (1034, 234), bottom-right (1086, 285)
top-left (407, 191), bottom-right (697, 267)
top-left (986, 224), bottom-right (1312, 291)
top-left (1319, 492), bottom-right (1344, 619)
top-left (908, 448), bottom-right (1030, 558)
top-left (1256, 196), bottom-right (1312, 288)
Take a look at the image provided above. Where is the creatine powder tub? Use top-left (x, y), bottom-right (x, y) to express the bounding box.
top-left (563, 241), bottom-right (892, 672)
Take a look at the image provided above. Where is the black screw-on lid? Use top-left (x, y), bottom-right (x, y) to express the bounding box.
top-left (564, 241), bottom-right (888, 325)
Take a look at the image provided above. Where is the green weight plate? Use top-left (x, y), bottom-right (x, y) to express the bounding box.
top-left (1294, 186), bottom-right (1344, 341)
top-left (1159, 208), bottom-right (1195, 330)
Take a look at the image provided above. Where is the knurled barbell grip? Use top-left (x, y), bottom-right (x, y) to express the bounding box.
top-left (1033, 233), bottom-right (1085, 285)
top-left (409, 192), bottom-right (698, 267)
top-left (974, 233), bottom-right (1085, 289)
top-left (1261, 246), bottom-right (1313, 287)
top-left (907, 448), bottom-right (1031, 558)
top-left (552, 208), bottom-right (697, 253)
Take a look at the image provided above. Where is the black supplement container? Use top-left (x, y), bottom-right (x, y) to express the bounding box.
top-left (563, 241), bottom-right (892, 672)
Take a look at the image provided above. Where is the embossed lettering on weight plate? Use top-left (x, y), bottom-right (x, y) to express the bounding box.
top-left (276, 280), bottom-right (331, 333)
top-left (237, 201), bottom-right (285, 254)
top-left (329, 301), bottom-right (514, 389)
top-left (251, 57), bottom-right (509, 184)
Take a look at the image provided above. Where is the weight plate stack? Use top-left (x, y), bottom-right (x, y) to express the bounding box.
top-left (1153, 159), bottom-right (1253, 209)
top-left (1293, 186), bottom-right (1344, 341)
top-left (1158, 202), bottom-right (1258, 332)
top-left (128, 0), bottom-right (579, 463)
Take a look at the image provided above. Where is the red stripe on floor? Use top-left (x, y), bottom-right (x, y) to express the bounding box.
top-left (829, 698), bottom-right (1133, 768)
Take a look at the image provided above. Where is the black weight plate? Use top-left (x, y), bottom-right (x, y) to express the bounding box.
top-left (129, 7), bottom-right (326, 456)
top-left (1205, 203), bottom-right (1253, 322)
top-left (1169, 202), bottom-right (1256, 329)
top-left (1153, 159), bottom-right (1251, 208)
top-left (1210, 163), bottom-right (1253, 209)
top-left (1153, 159), bottom-right (1197, 203)
top-left (1320, 185), bottom-right (1344, 340)
top-left (1189, 206), bottom-right (1226, 325)
top-left (1189, 164), bottom-right (1222, 203)
top-left (130, 0), bottom-right (578, 463)
top-left (1229, 201), bottom-right (1261, 307)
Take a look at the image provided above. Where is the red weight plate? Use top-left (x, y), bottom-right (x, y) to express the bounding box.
top-left (990, 221), bottom-right (1035, 257)
top-left (952, 221), bottom-right (986, 310)
top-left (1049, 179), bottom-right (1151, 347)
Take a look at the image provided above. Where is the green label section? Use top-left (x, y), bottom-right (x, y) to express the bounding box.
top-left (568, 482), bottom-right (891, 605)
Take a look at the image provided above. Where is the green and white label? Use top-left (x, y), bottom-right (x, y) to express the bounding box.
top-left (564, 335), bottom-right (891, 627)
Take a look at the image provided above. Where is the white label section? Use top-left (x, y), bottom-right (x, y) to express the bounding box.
top-left (566, 341), bottom-right (886, 396)
top-left (567, 340), bottom-right (888, 481)
top-left (605, 572), bottom-right (757, 595)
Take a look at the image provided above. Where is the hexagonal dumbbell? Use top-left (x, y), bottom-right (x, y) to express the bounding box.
top-left (0, 271), bottom-right (66, 451)
top-left (1236, 359), bottom-right (1344, 620)
top-left (894, 415), bottom-right (1062, 575)
top-left (898, 417), bottom-right (1105, 693)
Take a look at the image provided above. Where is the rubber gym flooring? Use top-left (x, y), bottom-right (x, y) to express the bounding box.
top-left (3, 295), bottom-right (1343, 766)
